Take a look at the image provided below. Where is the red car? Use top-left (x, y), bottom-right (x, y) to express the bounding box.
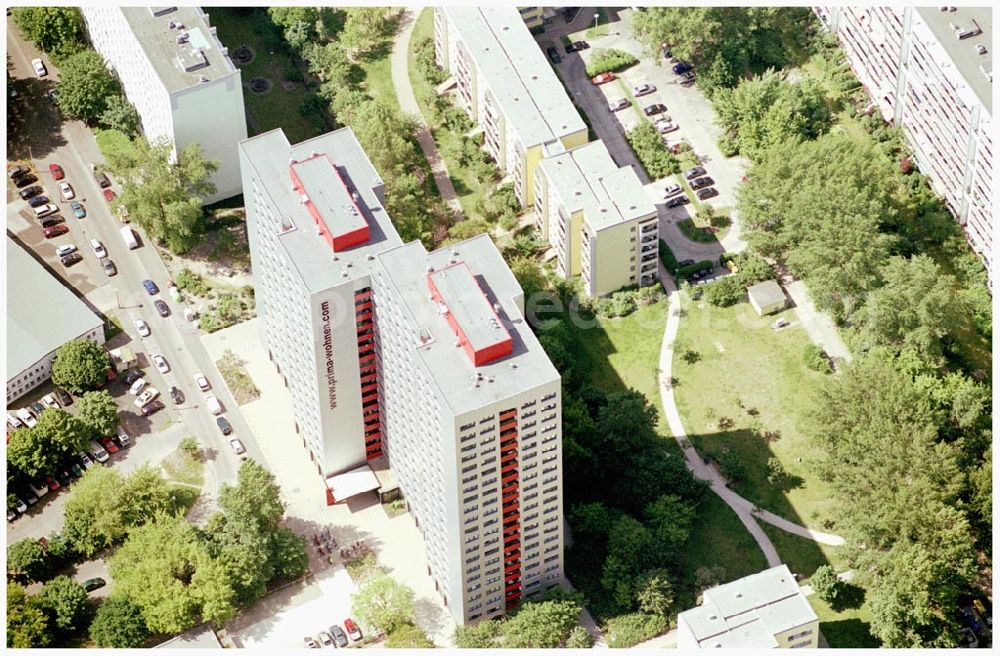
top-left (99, 435), bottom-right (120, 454)
top-left (103, 188), bottom-right (116, 202)
top-left (343, 618), bottom-right (363, 642)
top-left (45, 476), bottom-right (60, 492)
top-left (49, 163), bottom-right (64, 180)
top-left (591, 72), bottom-right (615, 85)
top-left (43, 224), bottom-right (69, 238)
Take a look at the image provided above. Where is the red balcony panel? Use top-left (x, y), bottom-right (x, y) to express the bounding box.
top-left (503, 523), bottom-right (520, 535)
top-left (361, 382), bottom-right (378, 395)
top-left (504, 541), bottom-right (521, 554)
top-left (500, 409), bottom-right (517, 421)
top-left (355, 301), bottom-right (373, 313)
top-left (502, 493), bottom-right (519, 506)
top-left (501, 461), bottom-right (518, 475)
top-left (502, 472), bottom-right (519, 485)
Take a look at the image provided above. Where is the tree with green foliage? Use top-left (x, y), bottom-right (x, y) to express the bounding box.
top-left (630, 7), bottom-right (815, 95)
top-left (703, 275), bottom-right (744, 307)
top-left (385, 622), bottom-right (434, 648)
top-left (351, 573), bottom-right (416, 635)
top-left (566, 625), bottom-right (596, 648)
top-left (110, 513), bottom-right (236, 634)
top-left (453, 618), bottom-right (504, 648)
top-left (605, 612), bottom-right (669, 648)
top-left (7, 539), bottom-right (51, 582)
top-left (75, 390), bottom-right (120, 440)
top-left (340, 7), bottom-right (393, 56)
top-left (11, 7), bottom-right (83, 60)
top-left (7, 427), bottom-right (55, 479)
top-left (970, 445), bottom-right (991, 529)
top-left (509, 256), bottom-right (548, 302)
top-left (102, 136), bottom-right (217, 253)
top-left (89, 596), bottom-right (150, 648)
top-left (810, 565), bottom-right (842, 604)
top-left (634, 569), bottom-right (675, 617)
top-left (37, 576), bottom-right (88, 633)
top-left (854, 255), bottom-right (968, 367)
top-left (307, 42), bottom-right (362, 90)
top-left (738, 132), bottom-right (902, 319)
top-left (625, 122), bottom-right (679, 179)
top-left (504, 599), bottom-right (582, 648)
top-left (601, 515), bottom-right (656, 608)
top-left (51, 338), bottom-right (112, 394)
top-left (585, 48), bottom-right (639, 76)
top-left (56, 49), bottom-right (119, 122)
top-left (7, 583), bottom-right (51, 648)
top-left (713, 69), bottom-right (831, 159)
top-left (99, 95), bottom-right (141, 137)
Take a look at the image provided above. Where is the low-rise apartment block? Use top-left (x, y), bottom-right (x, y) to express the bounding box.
top-left (81, 6), bottom-right (247, 203)
top-left (240, 127), bottom-right (563, 625)
top-left (815, 6), bottom-right (993, 277)
top-left (434, 6), bottom-right (588, 207)
top-left (677, 564), bottom-right (820, 649)
top-left (535, 141), bottom-right (659, 295)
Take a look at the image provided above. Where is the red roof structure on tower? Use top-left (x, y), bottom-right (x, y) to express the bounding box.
top-left (289, 153), bottom-right (370, 251)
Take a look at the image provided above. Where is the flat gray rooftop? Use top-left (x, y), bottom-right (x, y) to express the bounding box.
top-left (238, 128), bottom-right (403, 293)
top-left (443, 6), bottom-right (585, 148)
top-left (916, 6), bottom-right (992, 113)
top-left (120, 6), bottom-right (239, 93)
top-left (6, 239), bottom-right (104, 378)
top-left (539, 141), bottom-right (656, 231)
top-left (375, 236), bottom-right (560, 416)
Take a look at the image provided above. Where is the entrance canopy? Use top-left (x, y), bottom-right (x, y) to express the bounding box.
top-left (325, 464), bottom-right (380, 504)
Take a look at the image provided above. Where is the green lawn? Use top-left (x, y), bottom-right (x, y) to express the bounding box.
top-left (560, 299), bottom-right (771, 587)
top-left (761, 523), bottom-right (847, 583)
top-left (810, 594), bottom-right (879, 648)
top-left (160, 448), bottom-right (204, 489)
top-left (360, 51), bottom-right (401, 114)
top-left (572, 8), bottom-right (610, 40)
top-left (408, 8), bottom-right (489, 219)
top-left (207, 7), bottom-right (330, 143)
top-left (673, 296), bottom-right (839, 528)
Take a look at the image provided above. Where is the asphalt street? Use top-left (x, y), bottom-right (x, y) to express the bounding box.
top-left (6, 23), bottom-right (270, 515)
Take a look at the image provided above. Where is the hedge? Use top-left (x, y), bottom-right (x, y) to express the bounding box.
top-left (659, 239), bottom-right (679, 274)
top-left (625, 122), bottom-right (680, 180)
top-left (605, 613), bottom-right (669, 648)
top-left (676, 259), bottom-right (715, 280)
top-left (585, 48), bottom-right (638, 77)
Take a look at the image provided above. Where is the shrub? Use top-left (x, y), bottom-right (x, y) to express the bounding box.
top-left (765, 457), bottom-right (786, 484)
top-left (585, 48), bottom-right (639, 76)
top-left (386, 622), bottom-right (434, 647)
top-left (605, 613), bottom-right (669, 648)
top-left (283, 63), bottom-right (304, 83)
top-left (704, 276), bottom-right (743, 307)
top-left (659, 239), bottom-right (680, 274)
top-left (175, 268), bottom-right (210, 297)
top-left (716, 449), bottom-right (745, 482)
top-left (625, 122), bottom-right (680, 179)
top-left (803, 344), bottom-right (832, 374)
top-left (810, 565), bottom-right (842, 604)
top-left (178, 437), bottom-right (199, 457)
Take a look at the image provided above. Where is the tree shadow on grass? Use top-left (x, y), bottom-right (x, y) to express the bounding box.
top-left (820, 617), bottom-right (879, 648)
top-left (829, 582), bottom-right (866, 613)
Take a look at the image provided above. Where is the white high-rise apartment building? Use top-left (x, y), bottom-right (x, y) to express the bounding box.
top-left (240, 127), bottom-right (563, 625)
top-left (815, 6), bottom-right (993, 277)
top-left (81, 6), bottom-right (247, 203)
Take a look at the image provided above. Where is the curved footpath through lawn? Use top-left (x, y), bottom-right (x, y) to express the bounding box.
top-left (656, 270), bottom-right (844, 569)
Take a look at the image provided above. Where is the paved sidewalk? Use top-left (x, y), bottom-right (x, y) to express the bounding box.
top-left (390, 8), bottom-right (464, 220)
top-left (784, 280), bottom-right (852, 364)
top-left (631, 628), bottom-right (678, 649)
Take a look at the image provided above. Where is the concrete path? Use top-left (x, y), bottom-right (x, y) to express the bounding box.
top-left (656, 267), bottom-right (846, 565)
top-left (630, 628), bottom-right (678, 649)
top-left (390, 8), bottom-right (465, 220)
top-left (784, 279), bottom-right (853, 364)
top-left (800, 569), bottom-right (856, 597)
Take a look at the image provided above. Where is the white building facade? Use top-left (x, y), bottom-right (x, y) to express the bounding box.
top-left (81, 6), bottom-right (247, 203)
top-left (240, 128), bottom-right (563, 625)
top-left (815, 6), bottom-right (993, 277)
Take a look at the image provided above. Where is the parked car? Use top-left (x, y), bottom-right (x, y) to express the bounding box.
top-left (142, 279), bottom-right (159, 295)
top-left (679, 71), bottom-right (697, 86)
top-left (93, 169), bottom-right (111, 188)
top-left (140, 400), bottom-right (164, 417)
top-left (134, 319), bottom-right (150, 337)
top-left (7, 413), bottom-right (24, 429)
top-left (82, 578), bottom-right (106, 593)
top-left (14, 173), bottom-right (37, 187)
top-left (656, 121), bottom-right (679, 134)
top-left (100, 257), bottom-right (117, 276)
top-left (31, 58), bottom-right (47, 77)
top-left (12, 497), bottom-right (28, 514)
top-left (115, 426), bottom-right (131, 448)
top-left (8, 164), bottom-right (30, 179)
top-left (42, 393), bottom-right (60, 409)
top-left (27, 194), bottom-right (49, 208)
top-left (696, 187), bottom-right (719, 200)
top-left (56, 470), bottom-right (71, 486)
top-left (216, 416), bottom-right (233, 435)
top-left (77, 452), bottom-right (95, 469)
top-left (129, 378), bottom-right (148, 396)
top-left (29, 401), bottom-right (45, 416)
top-left (689, 176), bottom-right (715, 190)
top-left (663, 183), bottom-right (682, 198)
top-left (102, 188), bottom-right (116, 202)
top-left (330, 624), bottom-right (349, 647)
top-left (672, 61), bottom-right (693, 74)
top-left (90, 239), bottom-right (107, 258)
top-left (153, 354), bottom-right (169, 373)
top-left (546, 46), bottom-right (561, 64)
top-left (644, 103), bottom-right (667, 116)
top-left (54, 389), bottom-right (72, 406)
top-left (49, 163), bottom-right (64, 180)
top-left (55, 243), bottom-right (77, 257)
top-left (170, 386), bottom-right (184, 405)
top-left (46, 88), bottom-right (59, 105)
top-left (122, 370), bottom-right (143, 386)
top-left (154, 300), bottom-right (170, 317)
top-left (70, 201), bottom-right (86, 218)
top-left (58, 181), bottom-right (74, 200)
top-left (195, 373), bottom-right (210, 391)
top-left (205, 394), bottom-right (223, 415)
top-left (18, 185), bottom-right (42, 200)
top-left (664, 195), bottom-right (690, 208)
top-left (678, 259), bottom-right (695, 268)
top-left (303, 637), bottom-right (319, 649)
top-left (343, 618), bottom-right (363, 642)
top-left (318, 632), bottom-right (334, 648)
top-left (228, 438), bottom-right (246, 455)
top-left (134, 387), bottom-right (160, 408)
top-left (633, 83), bottom-right (656, 97)
top-left (99, 436), bottom-right (120, 454)
top-left (608, 98), bottom-right (631, 112)
top-left (60, 252), bottom-right (82, 267)
top-left (565, 40), bottom-right (588, 53)
top-left (16, 408), bottom-right (37, 428)
top-left (44, 225), bottom-right (69, 239)
top-left (591, 72), bottom-right (615, 85)
top-left (684, 166), bottom-right (707, 180)
top-left (70, 462), bottom-right (84, 478)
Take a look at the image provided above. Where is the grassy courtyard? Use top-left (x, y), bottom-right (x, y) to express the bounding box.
top-left (672, 295), bottom-right (839, 530)
top-left (810, 594), bottom-right (879, 648)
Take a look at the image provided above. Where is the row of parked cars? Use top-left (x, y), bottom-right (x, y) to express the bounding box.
top-left (304, 619), bottom-right (363, 649)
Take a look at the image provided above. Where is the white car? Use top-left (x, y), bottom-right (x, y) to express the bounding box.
top-left (41, 394), bottom-right (60, 409)
top-left (134, 318), bottom-right (150, 337)
top-left (31, 58), bottom-right (47, 77)
top-left (16, 408), bottom-right (37, 428)
top-left (194, 373), bottom-right (210, 391)
top-left (128, 378), bottom-right (147, 396)
top-left (228, 438), bottom-right (246, 455)
top-left (608, 98), bottom-right (631, 112)
top-left (7, 412), bottom-right (24, 429)
top-left (134, 387), bottom-right (160, 408)
top-left (59, 181), bottom-right (75, 200)
top-left (55, 244), bottom-right (77, 257)
top-left (633, 82), bottom-right (656, 97)
top-left (152, 354), bottom-right (170, 374)
top-left (663, 183), bottom-right (682, 198)
top-left (659, 123), bottom-right (680, 137)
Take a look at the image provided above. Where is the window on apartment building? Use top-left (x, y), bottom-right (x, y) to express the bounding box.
top-left (787, 630), bottom-right (813, 641)
top-left (790, 641), bottom-right (812, 649)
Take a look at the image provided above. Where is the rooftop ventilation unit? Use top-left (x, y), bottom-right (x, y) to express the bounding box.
top-left (976, 44), bottom-right (988, 55)
top-left (175, 33), bottom-right (189, 45)
top-left (310, 150), bottom-right (320, 158)
top-left (199, 75), bottom-right (209, 83)
top-left (168, 19), bottom-right (176, 29)
top-left (152, 7), bottom-right (178, 17)
top-left (953, 20), bottom-right (983, 40)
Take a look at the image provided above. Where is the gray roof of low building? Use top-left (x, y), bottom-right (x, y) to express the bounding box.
top-left (6, 239), bottom-right (105, 380)
top-left (916, 6), bottom-right (992, 114)
top-left (539, 141), bottom-right (656, 231)
top-left (374, 236), bottom-right (560, 416)
top-left (443, 6), bottom-right (586, 148)
top-left (153, 622), bottom-right (222, 648)
top-left (237, 128), bottom-right (403, 294)
top-left (747, 279), bottom-right (786, 307)
top-left (119, 6), bottom-right (239, 94)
